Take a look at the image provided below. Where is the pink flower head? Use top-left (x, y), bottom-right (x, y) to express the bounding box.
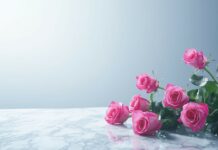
top-left (129, 95), bottom-right (150, 112)
top-left (179, 102), bottom-right (209, 132)
top-left (163, 84), bottom-right (189, 109)
top-left (132, 110), bottom-right (162, 136)
top-left (136, 74), bottom-right (159, 93)
top-left (183, 48), bottom-right (207, 69)
top-left (105, 101), bottom-right (129, 125)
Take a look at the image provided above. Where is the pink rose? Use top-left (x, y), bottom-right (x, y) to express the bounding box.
top-left (179, 102), bottom-right (209, 132)
top-left (136, 74), bottom-right (159, 93)
top-left (163, 84), bottom-right (189, 109)
top-left (105, 101), bottom-right (129, 125)
top-left (183, 48), bottom-right (207, 69)
top-left (129, 95), bottom-right (150, 112)
top-left (132, 110), bottom-right (162, 136)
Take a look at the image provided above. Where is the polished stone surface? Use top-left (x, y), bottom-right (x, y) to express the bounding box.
top-left (0, 108), bottom-right (217, 150)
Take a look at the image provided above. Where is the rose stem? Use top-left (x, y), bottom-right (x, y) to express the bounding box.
top-left (158, 86), bottom-right (165, 90)
top-left (149, 93), bottom-right (154, 111)
top-left (204, 67), bottom-right (218, 84)
top-left (209, 109), bottom-right (218, 116)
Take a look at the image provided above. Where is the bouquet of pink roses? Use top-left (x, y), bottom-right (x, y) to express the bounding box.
top-left (105, 48), bottom-right (218, 136)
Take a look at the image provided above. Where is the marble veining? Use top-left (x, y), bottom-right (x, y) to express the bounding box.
top-left (0, 108), bottom-right (217, 150)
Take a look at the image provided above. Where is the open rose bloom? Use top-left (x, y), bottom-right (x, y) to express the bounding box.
top-left (105, 101), bottom-right (129, 125)
top-left (136, 74), bottom-right (159, 93)
top-left (163, 84), bottom-right (189, 109)
top-left (183, 48), bottom-right (207, 69)
top-left (132, 110), bottom-right (162, 135)
top-left (129, 95), bottom-right (150, 112)
top-left (179, 102), bottom-right (209, 132)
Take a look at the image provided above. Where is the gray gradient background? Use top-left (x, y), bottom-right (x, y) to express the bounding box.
top-left (0, 0), bottom-right (217, 108)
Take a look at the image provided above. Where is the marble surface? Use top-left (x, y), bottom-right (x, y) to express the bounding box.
top-left (0, 108), bottom-right (217, 150)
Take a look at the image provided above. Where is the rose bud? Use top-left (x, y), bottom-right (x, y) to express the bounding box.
top-left (129, 95), bottom-right (150, 112)
top-left (183, 48), bottom-right (207, 69)
top-left (163, 84), bottom-right (189, 109)
top-left (136, 73), bottom-right (159, 93)
top-left (105, 101), bottom-right (129, 125)
top-left (179, 102), bottom-right (209, 132)
top-left (132, 110), bottom-right (162, 136)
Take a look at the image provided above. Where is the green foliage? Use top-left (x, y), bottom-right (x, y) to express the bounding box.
top-left (188, 81), bottom-right (218, 103)
top-left (206, 121), bottom-right (218, 135)
top-left (207, 109), bottom-right (218, 123)
top-left (152, 103), bottom-right (180, 130)
top-left (151, 102), bottom-right (163, 114)
top-left (189, 74), bottom-right (208, 87)
top-left (199, 81), bottom-right (218, 109)
top-left (210, 121), bottom-right (218, 134)
top-left (158, 79), bottom-right (218, 133)
top-left (160, 108), bottom-right (179, 130)
top-left (203, 81), bottom-right (218, 93)
top-left (161, 118), bottom-right (178, 130)
top-left (149, 72), bottom-right (218, 134)
top-left (188, 80), bottom-right (218, 133)
top-left (159, 107), bottom-right (176, 119)
top-left (187, 89), bottom-right (198, 101)
top-left (150, 98), bottom-right (179, 130)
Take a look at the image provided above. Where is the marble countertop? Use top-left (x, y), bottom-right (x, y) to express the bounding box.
top-left (0, 108), bottom-right (217, 150)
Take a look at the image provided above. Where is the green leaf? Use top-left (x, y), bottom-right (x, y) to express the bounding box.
top-left (203, 81), bottom-right (218, 94)
top-left (196, 88), bottom-right (207, 103)
top-left (159, 107), bottom-right (177, 120)
top-left (209, 121), bottom-right (218, 134)
top-left (189, 74), bottom-right (208, 86)
top-left (200, 81), bottom-right (218, 109)
top-left (161, 119), bottom-right (178, 130)
top-left (149, 93), bottom-right (155, 111)
top-left (152, 102), bottom-right (163, 114)
top-left (159, 108), bottom-right (179, 131)
top-left (207, 109), bottom-right (218, 123)
top-left (187, 78), bottom-right (218, 132)
top-left (205, 93), bottom-right (218, 109)
top-left (187, 89), bottom-right (198, 101)
top-left (188, 81), bottom-right (218, 104)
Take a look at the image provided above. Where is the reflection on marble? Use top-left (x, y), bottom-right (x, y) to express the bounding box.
top-left (0, 108), bottom-right (217, 150)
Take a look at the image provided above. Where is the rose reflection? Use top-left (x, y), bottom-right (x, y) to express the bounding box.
top-left (131, 135), bottom-right (160, 150)
top-left (106, 125), bottom-right (203, 150)
top-left (106, 124), bottom-right (129, 143)
top-left (106, 124), bottom-right (160, 150)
